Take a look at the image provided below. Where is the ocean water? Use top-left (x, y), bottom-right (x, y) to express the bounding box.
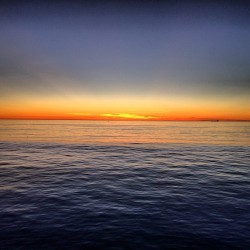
top-left (0, 120), bottom-right (249, 249)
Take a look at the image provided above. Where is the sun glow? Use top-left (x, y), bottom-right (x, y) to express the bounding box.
top-left (101, 113), bottom-right (155, 120)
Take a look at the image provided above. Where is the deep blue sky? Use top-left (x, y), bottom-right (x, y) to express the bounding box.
top-left (0, 1), bottom-right (250, 119)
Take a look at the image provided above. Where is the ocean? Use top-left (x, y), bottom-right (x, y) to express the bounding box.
top-left (0, 120), bottom-right (249, 249)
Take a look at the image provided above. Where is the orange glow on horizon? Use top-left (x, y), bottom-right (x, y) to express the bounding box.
top-left (0, 94), bottom-right (249, 121)
top-left (1, 112), bottom-right (250, 121)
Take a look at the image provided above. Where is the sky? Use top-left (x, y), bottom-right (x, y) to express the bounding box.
top-left (0, 1), bottom-right (250, 120)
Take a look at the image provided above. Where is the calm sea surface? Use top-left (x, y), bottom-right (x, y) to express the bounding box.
top-left (0, 120), bottom-right (249, 249)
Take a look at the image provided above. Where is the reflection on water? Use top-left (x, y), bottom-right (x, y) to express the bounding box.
top-left (0, 120), bottom-right (250, 145)
top-left (0, 120), bottom-right (250, 249)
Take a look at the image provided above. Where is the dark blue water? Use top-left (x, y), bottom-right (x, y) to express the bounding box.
top-left (0, 121), bottom-right (250, 249)
top-left (0, 120), bottom-right (250, 250)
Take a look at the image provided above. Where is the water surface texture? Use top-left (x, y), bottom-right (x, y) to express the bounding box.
top-left (0, 121), bottom-right (250, 249)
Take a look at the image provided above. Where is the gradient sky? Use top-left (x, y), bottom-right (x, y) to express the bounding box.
top-left (0, 1), bottom-right (250, 120)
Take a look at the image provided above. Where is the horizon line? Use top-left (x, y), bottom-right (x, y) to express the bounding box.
top-left (0, 118), bottom-right (250, 122)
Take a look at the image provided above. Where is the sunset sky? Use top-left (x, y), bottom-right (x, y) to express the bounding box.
top-left (0, 1), bottom-right (250, 121)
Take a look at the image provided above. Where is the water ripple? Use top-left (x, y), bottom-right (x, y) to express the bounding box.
top-left (0, 141), bottom-right (250, 249)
